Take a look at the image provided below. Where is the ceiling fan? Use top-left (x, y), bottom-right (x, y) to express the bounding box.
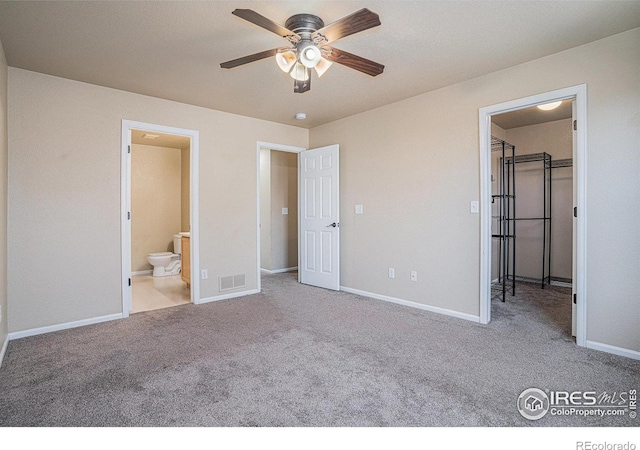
top-left (220, 8), bottom-right (384, 93)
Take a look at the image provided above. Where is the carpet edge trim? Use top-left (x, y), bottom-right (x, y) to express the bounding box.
top-left (198, 289), bottom-right (260, 304)
top-left (7, 313), bottom-right (123, 341)
top-left (261, 267), bottom-right (298, 274)
top-left (340, 286), bottom-right (480, 323)
top-left (586, 340), bottom-right (640, 361)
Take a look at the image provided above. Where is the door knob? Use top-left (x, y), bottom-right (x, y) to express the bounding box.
top-left (326, 222), bottom-right (338, 228)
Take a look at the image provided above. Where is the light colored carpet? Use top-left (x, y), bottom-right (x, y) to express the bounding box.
top-left (0, 272), bottom-right (638, 426)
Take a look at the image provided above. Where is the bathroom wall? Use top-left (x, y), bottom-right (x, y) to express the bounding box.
top-left (504, 118), bottom-right (573, 281)
top-left (180, 145), bottom-right (190, 232)
top-left (0, 37), bottom-right (8, 358)
top-left (131, 144), bottom-right (182, 272)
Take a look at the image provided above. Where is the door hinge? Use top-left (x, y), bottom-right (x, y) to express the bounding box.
top-left (128, 278), bottom-right (131, 287)
top-left (128, 211), bottom-right (131, 220)
top-left (573, 207), bottom-right (577, 218)
top-left (573, 293), bottom-right (577, 304)
top-left (573, 120), bottom-right (577, 131)
top-left (128, 145), bottom-right (131, 154)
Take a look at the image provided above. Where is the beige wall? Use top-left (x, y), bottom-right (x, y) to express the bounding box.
top-left (260, 149), bottom-right (298, 271)
top-left (504, 119), bottom-right (573, 281)
top-left (5, 28), bottom-right (639, 355)
top-left (7, 68), bottom-right (307, 333)
top-left (131, 144), bottom-right (182, 272)
top-left (0, 38), bottom-right (8, 351)
top-left (309, 28), bottom-right (640, 352)
top-left (269, 151), bottom-right (298, 271)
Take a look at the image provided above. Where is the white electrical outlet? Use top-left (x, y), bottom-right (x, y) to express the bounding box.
top-left (282, 207), bottom-right (288, 215)
top-left (411, 271), bottom-right (418, 282)
top-left (388, 268), bottom-right (395, 279)
top-left (201, 269), bottom-right (208, 280)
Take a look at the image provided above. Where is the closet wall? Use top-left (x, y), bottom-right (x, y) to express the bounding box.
top-left (503, 117), bottom-right (573, 282)
top-left (260, 149), bottom-right (298, 272)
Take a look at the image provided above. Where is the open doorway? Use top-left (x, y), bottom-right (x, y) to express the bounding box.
top-left (259, 148), bottom-right (299, 276)
top-left (129, 130), bottom-right (191, 313)
top-left (256, 142), bottom-right (305, 292)
top-left (121, 120), bottom-right (200, 317)
top-left (489, 100), bottom-right (575, 338)
top-left (479, 85), bottom-right (587, 347)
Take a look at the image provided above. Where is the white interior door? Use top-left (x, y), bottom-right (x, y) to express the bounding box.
top-left (299, 144), bottom-right (340, 290)
top-left (571, 101), bottom-right (577, 337)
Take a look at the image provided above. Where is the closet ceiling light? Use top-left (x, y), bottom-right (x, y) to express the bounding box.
top-left (142, 133), bottom-right (160, 139)
top-left (537, 101), bottom-right (562, 111)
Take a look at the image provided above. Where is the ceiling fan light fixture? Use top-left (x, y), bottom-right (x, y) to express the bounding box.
top-left (276, 50), bottom-right (297, 73)
top-left (290, 62), bottom-right (310, 81)
top-left (299, 44), bottom-right (322, 68)
top-left (537, 101), bottom-right (562, 111)
top-left (314, 57), bottom-right (333, 77)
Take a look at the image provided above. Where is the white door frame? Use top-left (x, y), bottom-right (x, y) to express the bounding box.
top-left (256, 141), bottom-right (306, 293)
top-left (121, 120), bottom-right (200, 317)
top-left (478, 84), bottom-right (587, 347)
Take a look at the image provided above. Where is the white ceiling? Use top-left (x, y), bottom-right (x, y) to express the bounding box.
top-left (493, 100), bottom-right (573, 130)
top-left (0, 1), bottom-right (638, 129)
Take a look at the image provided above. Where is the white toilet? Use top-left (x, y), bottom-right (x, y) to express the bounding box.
top-left (147, 232), bottom-right (189, 277)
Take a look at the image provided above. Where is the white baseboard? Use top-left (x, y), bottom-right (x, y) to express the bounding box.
top-left (8, 313), bottom-right (123, 341)
top-left (197, 289), bottom-right (259, 305)
top-left (586, 340), bottom-right (640, 361)
top-left (0, 334), bottom-right (8, 368)
top-left (261, 267), bottom-right (298, 274)
top-left (340, 286), bottom-right (480, 323)
top-left (132, 270), bottom-right (152, 276)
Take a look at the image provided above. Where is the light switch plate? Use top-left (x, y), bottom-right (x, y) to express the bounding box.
top-left (470, 201), bottom-right (479, 214)
top-left (355, 204), bottom-right (363, 214)
top-left (282, 207), bottom-right (288, 215)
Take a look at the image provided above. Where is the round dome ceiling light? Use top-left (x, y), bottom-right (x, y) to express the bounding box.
top-left (537, 101), bottom-right (562, 111)
top-left (295, 112), bottom-right (307, 120)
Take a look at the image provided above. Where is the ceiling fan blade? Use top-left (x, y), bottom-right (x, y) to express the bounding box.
top-left (232, 9), bottom-right (300, 43)
top-left (220, 48), bottom-right (286, 69)
top-left (321, 46), bottom-right (384, 77)
top-left (312, 8), bottom-right (381, 44)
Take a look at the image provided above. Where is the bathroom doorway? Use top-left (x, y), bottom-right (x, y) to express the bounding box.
top-left (121, 120), bottom-right (200, 317)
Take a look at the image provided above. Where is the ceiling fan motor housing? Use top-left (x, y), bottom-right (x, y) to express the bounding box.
top-left (284, 14), bottom-right (325, 36)
top-left (285, 14), bottom-right (325, 68)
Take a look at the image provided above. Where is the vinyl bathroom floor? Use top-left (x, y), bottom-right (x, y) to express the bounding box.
top-left (131, 274), bottom-right (190, 314)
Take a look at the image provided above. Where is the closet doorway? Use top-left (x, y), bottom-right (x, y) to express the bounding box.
top-left (258, 145), bottom-right (301, 281)
top-left (479, 85), bottom-right (587, 347)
